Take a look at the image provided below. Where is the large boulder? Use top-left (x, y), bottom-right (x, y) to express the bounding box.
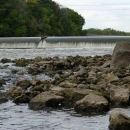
top-left (29, 92), bottom-right (64, 110)
top-left (74, 93), bottom-right (109, 113)
top-left (109, 110), bottom-right (130, 130)
top-left (111, 41), bottom-right (130, 68)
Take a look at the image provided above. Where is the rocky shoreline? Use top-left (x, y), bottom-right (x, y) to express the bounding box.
top-left (1, 41), bottom-right (130, 129)
top-left (4, 54), bottom-right (111, 111)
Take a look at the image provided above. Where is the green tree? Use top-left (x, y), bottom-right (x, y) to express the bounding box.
top-left (0, 0), bottom-right (86, 36)
top-left (87, 28), bottom-right (130, 36)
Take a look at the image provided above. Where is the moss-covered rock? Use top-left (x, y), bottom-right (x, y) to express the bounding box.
top-left (1, 58), bottom-right (11, 63)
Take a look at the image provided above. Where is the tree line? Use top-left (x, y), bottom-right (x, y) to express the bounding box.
top-left (0, 0), bottom-right (87, 37)
top-left (86, 28), bottom-right (130, 36)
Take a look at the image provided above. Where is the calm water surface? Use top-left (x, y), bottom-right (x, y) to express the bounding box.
top-left (0, 48), bottom-right (129, 130)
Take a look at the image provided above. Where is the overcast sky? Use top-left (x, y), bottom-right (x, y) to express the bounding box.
top-left (54, 0), bottom-right (130, 32)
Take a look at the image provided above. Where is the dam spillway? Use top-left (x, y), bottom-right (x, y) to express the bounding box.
top-left (0, 37), bottom-right (40, 49)
top-left (0, 36), bottom-right (130, 49)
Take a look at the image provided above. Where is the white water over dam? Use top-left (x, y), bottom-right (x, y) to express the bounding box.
top-left (0, 36), bottom-right (130, 49)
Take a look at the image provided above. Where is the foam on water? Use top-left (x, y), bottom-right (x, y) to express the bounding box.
top-left (38, 41), bottom-right (115, 48)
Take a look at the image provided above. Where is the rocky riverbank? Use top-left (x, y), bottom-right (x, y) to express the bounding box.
top-left (2, 53), bottom-right (129, 113)
top-left (3, 54), bottom-right (111, 112)
top-left (1, 41), bottom-right (130, 129)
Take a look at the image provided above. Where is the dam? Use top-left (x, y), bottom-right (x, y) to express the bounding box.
top-left (0, 36), bottom-right (130, 48)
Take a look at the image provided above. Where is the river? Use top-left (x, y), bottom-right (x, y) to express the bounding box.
top-left (0, 37), bottom-right (130, 130)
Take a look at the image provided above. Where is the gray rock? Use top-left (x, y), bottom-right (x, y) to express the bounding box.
top-left (74, 93), bottom-right (109, 113)
top-left (59, 88), bottom-right (96, 102)
top-left (111, 41), bottom-right (130, 68)
top-left (110, 86), bottom-right (130, 106)
top-left (109, 110), bottom-right (130, 130)
top-left (29, 92), bottom-right (64, 110)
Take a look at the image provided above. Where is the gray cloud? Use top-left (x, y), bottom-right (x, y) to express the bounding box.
top-left (54, 0), bottom-right (130, 32)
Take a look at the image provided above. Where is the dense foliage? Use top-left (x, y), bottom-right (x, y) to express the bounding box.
top-left (0, 0), bottom-right (87, 36)
top-left (87, 28), bottom-right (130, 36)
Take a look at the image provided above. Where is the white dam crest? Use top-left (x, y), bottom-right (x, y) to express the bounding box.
top-left (0, 36), bottom-right (130, 49)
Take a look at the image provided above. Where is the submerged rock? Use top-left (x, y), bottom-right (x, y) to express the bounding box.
top-left (0, 92), bottom-right (9, 104)
top-left (109, 110), bottom-right (130, 130)
top-left (1, 58), bottom-right (11, 63)
top-left (0, 79), bottom-right (6, 87)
